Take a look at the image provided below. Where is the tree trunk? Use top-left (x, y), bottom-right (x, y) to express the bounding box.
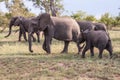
top-left (50, 0), bottom-right (56, 16)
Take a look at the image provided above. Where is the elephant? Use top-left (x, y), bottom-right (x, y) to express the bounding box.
top-left (77, 21), bottom-right (107, 31)
top-left (80, 30), bottom-right (113, 58)
top-left (5, 16), bottom-right (19, 38)
top-left (28, 13), bottom-right (83, 53)
top-left (77, 21), bottom-right (95, 31)
top-left (93, 22), bottom-right (107, 31)
top-left (5, 16), bottom-right (40, 42)
top-left (77, 21), bottom-right (108, 44)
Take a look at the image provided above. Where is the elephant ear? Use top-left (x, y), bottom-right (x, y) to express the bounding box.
top-left (14, 17), bottom-right (23, 26)
top-left (38, 13), bottom-right (52, 31)
top-left (83, 29), bottom-right (89, 34)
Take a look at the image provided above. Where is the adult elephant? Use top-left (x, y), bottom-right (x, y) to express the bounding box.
top-left (77, 21), bottom-right (107, 31)
top-left (5, 16), bottom-right (40, 42)
top-left (28, 13), bottom-right (83, 53)
top-left (93, 22), bottom-right (107, 31)
top-left (77, 21), bottom-right (95, 31)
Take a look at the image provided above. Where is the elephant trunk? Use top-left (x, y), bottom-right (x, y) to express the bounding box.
top-left (4, 23), bottom-right (12, 38)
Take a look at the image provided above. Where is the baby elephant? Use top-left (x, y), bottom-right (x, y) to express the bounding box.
top-left (80, 30), bottom-right (113, 58)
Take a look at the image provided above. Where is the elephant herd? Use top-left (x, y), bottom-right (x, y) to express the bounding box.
top-left (5, 13), bottom-right (113, 58)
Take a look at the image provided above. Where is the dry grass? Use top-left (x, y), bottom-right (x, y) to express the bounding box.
top-left (0, 30), bottom-right (120, 80)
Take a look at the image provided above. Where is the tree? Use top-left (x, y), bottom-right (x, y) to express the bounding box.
top-left (71, 10), bottom-right (87, 20)
top-left (84, 15), bottom-right (96, 22)
top-left (28, 0), bottom-right (64, 16)
top-left (9, 0), bottom-right (35, 17)
top-left (0, 0), bottom-right (35, 32)
top-left (99, 13), bottom-right (113, 29)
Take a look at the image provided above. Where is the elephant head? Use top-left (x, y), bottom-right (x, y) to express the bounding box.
top-left (5, 16), bottom-right (19, 37)
top-left (38, 13), bottom-right (53, 31)
top-left (14, 16), bottom-right (24, 26)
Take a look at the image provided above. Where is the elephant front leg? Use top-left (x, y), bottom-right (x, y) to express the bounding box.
top-left (61, 41), bottom-right (70, 53)
top-left (36, 32), bottom-right (40, 43)
top-left (20, 25), bottom-right (27, 41)
top-left (42, 36), bottom-right (51, 54)
top-left (28, 32), bottom-right (33, 52)
top-left (23, 32), bottom-right (27, 41)
top-left (81, 44), bottom-right (90, 58)
top-left (18, 30), bottom-right (22, 41)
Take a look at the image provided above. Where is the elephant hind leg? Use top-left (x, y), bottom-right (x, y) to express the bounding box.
top-left (90, 46), bottom-right (94, 57)
top-left (31, 34), bottom-right (36, 42)
top-left (36, 32), bottom-right (40, 43)
top-left (61, 41), bottom-right (69, 53)
top-left (105, 42), bottom-right (113, 58)
top-left (98, 48), bottom-right (104, 59)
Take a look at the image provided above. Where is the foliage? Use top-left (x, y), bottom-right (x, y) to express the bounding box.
top-left (7, 0), bottom-right (35, 17)
top-left (0, 0), bottom-right (35, 32)
top-left (71, 10), bottom-right (87, 20)
top-left (99, 13), bottom-right (114, 29)
top-left (0, 12), bottom-right (9, 32)
top-left (84, 15), bottom-right (96, 22)
top-left (28, 0), bottom-right (64, 16)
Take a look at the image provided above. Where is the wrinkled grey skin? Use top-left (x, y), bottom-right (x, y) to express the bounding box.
top-left (77, 21), bottom-right (107, 31)
top-left (77, 21), bottom-right (95, 31)
top-left (5, 16), bottom-right (19, 38)
top-left (77, 21), bottom-right (108, 44)
top-left (93, 23), bottom-right (107, 31)
top-left (80, 30), bottom-right (113, 58)
top-left (28, 13), bottom-right (82, 53)
top-left (5, 16), bottom-right (40, 42)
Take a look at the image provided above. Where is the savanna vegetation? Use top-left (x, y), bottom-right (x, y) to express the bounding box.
top-left (0, 0), bottom-right (120, 80)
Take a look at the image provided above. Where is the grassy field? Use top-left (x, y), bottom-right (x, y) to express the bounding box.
top-left (0, 30), bottom-right (120, 80)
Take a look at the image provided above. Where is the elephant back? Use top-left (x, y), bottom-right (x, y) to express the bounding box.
top-left (77, 21), bottom-right (95, 31)
top-left (93, 23), bottom-right (107, 31)
top-left (51, 16), bottom-right (81, 42)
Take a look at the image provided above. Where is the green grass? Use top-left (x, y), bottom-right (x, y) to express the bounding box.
top-left (0, 30), bottom-right (120, 80)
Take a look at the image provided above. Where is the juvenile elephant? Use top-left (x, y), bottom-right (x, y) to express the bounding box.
top-left (80, 30), bottom-right (113, 58)
top-left (5, 16), bottom-right (40, 42)
top-left (5, 16), bottom-right (19, 38)
top-left (77, 21), bottom-right (108, 44)
top-left (28, 13), bottom-right (83, 53)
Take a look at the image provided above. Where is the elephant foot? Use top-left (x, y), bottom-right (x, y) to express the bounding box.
top-left (25, 39), bottom-right (28, 42)
top-left (98, 55), bottom-right (102, 59)
top-left (38, 40), bottom-right (40, 43)
top-left (18, 40), bottom-right (21, 42)
top-left (45, 50), bottom-right (51, 54)
top-left (33, 40), bottom-right (36, 42)
top-left (81, 55), bottom-right (85, 58)
top-left (29, 50), bottom-right (33, 53)
top-left (61, 51), bottom-right (68, 54)
top-left (33, 38), bottom-right (36, 42)
top-left (110, 55), bottom-right (113, 59)
top-left (91, 54), bottom-right (94, 58)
